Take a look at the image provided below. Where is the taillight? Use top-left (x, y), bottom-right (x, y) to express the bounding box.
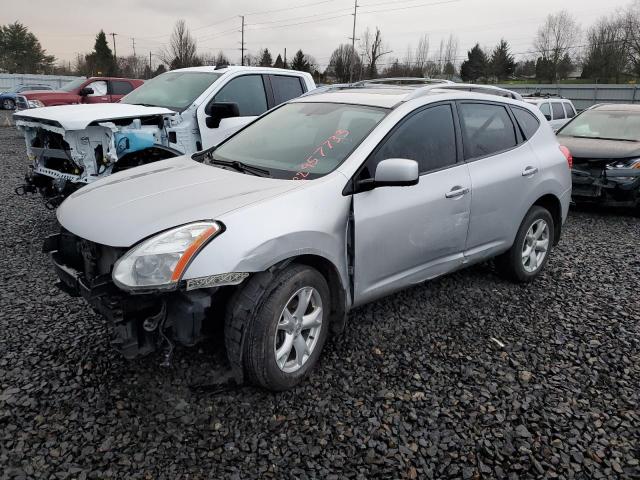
top-left (559, 145), bottom-right (573, 169)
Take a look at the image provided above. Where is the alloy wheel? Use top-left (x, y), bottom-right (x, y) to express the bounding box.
top-left (521, 218), bottom-right (550, 273)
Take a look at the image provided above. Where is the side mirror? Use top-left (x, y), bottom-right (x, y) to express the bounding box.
top-left (79, 87), bottom-right (94, 96)
top-left (205, 102), bottom-right (240, 128)
top-left (544, 114), bottom-right (552, 121)
top-left (355, 158), bottom-right (419, 192)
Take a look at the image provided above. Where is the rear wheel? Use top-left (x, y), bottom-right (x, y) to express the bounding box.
top-left (495, 206), bottom-right (554, 282)
top-left (2, 99), bottom-right (15, 110)
top-left (225, 264), bottom-right (330, 391)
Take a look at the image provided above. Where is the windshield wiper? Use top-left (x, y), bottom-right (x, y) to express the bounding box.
top-left (206, 156), bottom-right (271, 177)
top-left (570, 135), bottom-right (638, 142)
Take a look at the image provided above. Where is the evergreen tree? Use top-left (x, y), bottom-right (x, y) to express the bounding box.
top-left (460, 44), bottom-right (488, 82)
top-left (490, 39), bottom-right (515, 80)
top-left (291, 49), bottom-right (310, 72)
top-left (0, 22), bottom-right (55, 73)
top-left (259, 48), bottom-right (273, 67)
top-left (85, 30), bottom-right (116, 76)
top-left (274, 54), bottom-right (284, 69)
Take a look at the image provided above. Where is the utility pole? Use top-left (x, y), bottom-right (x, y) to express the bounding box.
top-left (149, 51), bottom-right (152, 77)
top-left (240, 15), bottom-right (245, 66)
top-left (109, 32), bottom-right (118, 60)
top-left (131, 38), bottom-right (136, 57)
top-left (348, 0), bottom-right (359, 83)
top-left (284, 48), bottom-right (287, 68)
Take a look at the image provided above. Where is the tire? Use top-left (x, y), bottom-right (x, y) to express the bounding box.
top-left (224, 264), bottom-right (330, 391)
top-left (2, 98), bottom-right (15, 110)
top-left (495, 206), bottom-right (554, 283)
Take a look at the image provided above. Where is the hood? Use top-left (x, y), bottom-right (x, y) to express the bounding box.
top-left (57, 156), bottom-right (302, 247)
top-left (557, 135), bottom-right (640, 160)
top-left (13, 103), bottom-right (175, 130)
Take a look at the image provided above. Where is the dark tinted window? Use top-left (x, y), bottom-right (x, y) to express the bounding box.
top-left (214, 75), bottom-right (268, 116)
top-left (511, 106), bottom-right (540, 139)
top-left (111, 80), bottom-right (134, 95)
top-left (368, 104), bottom-right (457, 175)
top-left (271, 75), bottom-right (304, 104)
top-left (551, 102), bottom-right (565, 120)
top-left (459, 103), bottom-right (517, 160)
top-left (563, 102), bottom-right (576, 118)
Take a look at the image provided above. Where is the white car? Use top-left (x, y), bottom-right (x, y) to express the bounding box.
top-left (14, 66), bottom-right (315, 206)
top-left (523, 95), bottom-right (577, 131)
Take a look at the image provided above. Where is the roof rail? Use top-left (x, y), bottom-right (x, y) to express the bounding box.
top-left (402, 83), bottom-right (523, 102)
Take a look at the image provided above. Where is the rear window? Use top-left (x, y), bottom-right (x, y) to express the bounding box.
top-left (511, 106), bottom-right (540, 139)
top-left (458, 103), bottom-right (518, 160)
top-left (552, 102), bottom-right (565, 120)
top-left (111, 80), bottom-right (134, 95)
top-left (271, 76), bottom-right (304, 104)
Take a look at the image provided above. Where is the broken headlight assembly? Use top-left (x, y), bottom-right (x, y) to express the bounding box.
top-left (606, 158), bottom-right (640, 182)
top-left (112, 221), bottom-right (223, 291)
top-left (28, 99), bottom-right (45, 108)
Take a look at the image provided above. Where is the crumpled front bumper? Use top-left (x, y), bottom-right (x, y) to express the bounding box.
top-left (571, 167), bottom-right (640, 207)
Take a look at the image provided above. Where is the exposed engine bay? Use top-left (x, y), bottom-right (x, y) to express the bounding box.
top-left (15, 112), bottom-right (197, 207)
top-left (572, 157), bottom-right (640, 207)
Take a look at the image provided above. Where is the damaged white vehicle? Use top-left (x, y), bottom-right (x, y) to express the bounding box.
top-left (14, 66), bottom-right (315, 206)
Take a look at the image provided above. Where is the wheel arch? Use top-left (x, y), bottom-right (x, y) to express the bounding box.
top-left (532, 193), bottom-right (562, 244)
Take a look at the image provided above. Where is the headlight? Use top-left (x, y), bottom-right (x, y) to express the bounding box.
top-left (28, 99), bottom-right (45, 108)
top-left (608, 158), bottom-right (640, 169)
top-left (112, 221), bottom-right (222, 291)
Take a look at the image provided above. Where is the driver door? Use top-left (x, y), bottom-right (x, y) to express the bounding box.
top-left (352, 103), bottom-right (472, 306)
top-left (197, 74), bottom-right (269, 149)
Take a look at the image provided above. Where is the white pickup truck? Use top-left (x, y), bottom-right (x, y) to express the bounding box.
top-left (14, 66), bottom-right (315, 206)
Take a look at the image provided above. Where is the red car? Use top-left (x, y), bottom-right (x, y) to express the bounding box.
top-left (16, 77), bottom-right (144, 110)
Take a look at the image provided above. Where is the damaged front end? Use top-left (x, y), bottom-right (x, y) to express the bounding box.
top-left (572, 157), bottom-right (640, 207)
top-left (15, 114), bottom-right (182, 208)
top-left (43, 229), bottom-right (219, 363)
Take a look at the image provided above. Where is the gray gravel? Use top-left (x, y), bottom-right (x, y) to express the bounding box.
top-left (1, 127), bottom-right (639, 479)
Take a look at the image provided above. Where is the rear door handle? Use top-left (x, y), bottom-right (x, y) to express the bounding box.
top-left (445, 186), bottom-right (470, 199)
top-left (522, 166), bottom-right (539, 177)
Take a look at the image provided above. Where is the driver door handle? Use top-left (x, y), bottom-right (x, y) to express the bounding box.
top-left (522, 166), bottom-right (539, 177)
top-left (445, 186), bottom-right (470, 199)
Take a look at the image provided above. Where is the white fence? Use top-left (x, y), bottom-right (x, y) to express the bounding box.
top-left (0, 73), bottom-right (82, 91)
top-left (498, 84), bottom-right (640, 111)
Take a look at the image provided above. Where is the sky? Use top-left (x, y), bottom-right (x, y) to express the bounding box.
top-left (2, 0), bottom-right (634, 70)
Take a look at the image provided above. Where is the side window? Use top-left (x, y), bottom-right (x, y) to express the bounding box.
top-left (551, 102), bottom-right (565, 120)
top-left (458, 103), bottom-right (517, 160)
top-left (539, 102), bottom-right (551, 118)
top-left (511, 106), bottom-right (540, 140)
top-left (564, 102), bottom-right (576, 118)
top-left (366, 104), bottom-right (457, 176)
top-left (86, 81), bottom-right (108, 96)
top-left (111, 80), bottom-right (134, 95)
top-left (214, 75), bottom-right (268, 116)
top-left (271, 76), bottom-right (304, 104)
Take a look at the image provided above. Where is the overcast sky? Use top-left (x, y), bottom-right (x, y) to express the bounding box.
top-left (3, 0), bottom-right (633, 69)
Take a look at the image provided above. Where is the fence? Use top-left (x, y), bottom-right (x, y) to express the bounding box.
top-left (497, 84), bottom-right (640, 111)
top-left (0, 73), bottom-right (82, 91)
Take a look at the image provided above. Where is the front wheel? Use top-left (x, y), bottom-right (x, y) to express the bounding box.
top-left (2, 98), bottom-right (15, 110)
top-left (225, 264), bottom-right (330, 391)
top-left (495, 206), bottom-right (554, 282)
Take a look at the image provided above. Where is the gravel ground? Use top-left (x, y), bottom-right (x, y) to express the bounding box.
top-left (1, 126), bottom-right (639, 479)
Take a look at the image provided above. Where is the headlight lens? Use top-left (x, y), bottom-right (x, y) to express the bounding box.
top-left (608, 158), bottom-right (640, 169)
top-left (112, 221), bottom-right (222, 290)
top-left (28, 99), bottom-right (45, 108)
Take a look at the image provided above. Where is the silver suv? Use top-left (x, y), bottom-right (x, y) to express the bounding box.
top-left (45, 85), bottom-right (572, 390)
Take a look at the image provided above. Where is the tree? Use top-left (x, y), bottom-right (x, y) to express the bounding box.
top-left (153, 64), bottom-right (167, 77)
top-left (85, 30), bottom-right (116, 76)
top-left (274, 54), bottom-right (284, 68)
top-left (0, 22), bottom-right (55, 73)
top-left (161, 20), bottom-right (199, 69)
top-left (582, 16), bottom-right (629, 82)
top-left (327, 44), bottom-right (361, 83)
top-left (534, 11), bottom-right (580, 82)
top-left (359, 27), bottom-right (391, 79)
top-left (414, 34), bottom-right (430, 76)
top-left (258, 48), bottom-right (273, 67)
top-left (460, 44), bottom-right (488, 81)
top-left (515, 60), bottom-right (536, 78)
top-left (291, 49), bottom-right (311, 72)
top-left (490, 39), bottom-right (515, 80)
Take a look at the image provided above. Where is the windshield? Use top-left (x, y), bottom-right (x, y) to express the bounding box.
top-left (209, 102), bottom-right (388, 180)
top-left (558, 109), bottom-right (640, 142)
top-left (122, 71), bottom-right (222, 111)
top-left (60, 78), bottom-right (87, 92)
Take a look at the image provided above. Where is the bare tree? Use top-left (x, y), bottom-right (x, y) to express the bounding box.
top-left (161, 19), bottom-right (199, 69)
top-left (442, 34), bottom-right (459, 74)
top-left (582, 15), bottom-right (629, 82)
top-left (623, 1), bottom-right (640, 76)
top-left (328, 44), bottom-right (361, 83)
top-left (414, 34), bottom-right (430, 75)
top-left (534, 11), bottom-right (580, 82)
top-left (359, 27), bottom-right (391, 79)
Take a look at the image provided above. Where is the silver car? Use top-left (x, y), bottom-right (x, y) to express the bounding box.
top-left (45, 85), bottom-right (572, 390)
